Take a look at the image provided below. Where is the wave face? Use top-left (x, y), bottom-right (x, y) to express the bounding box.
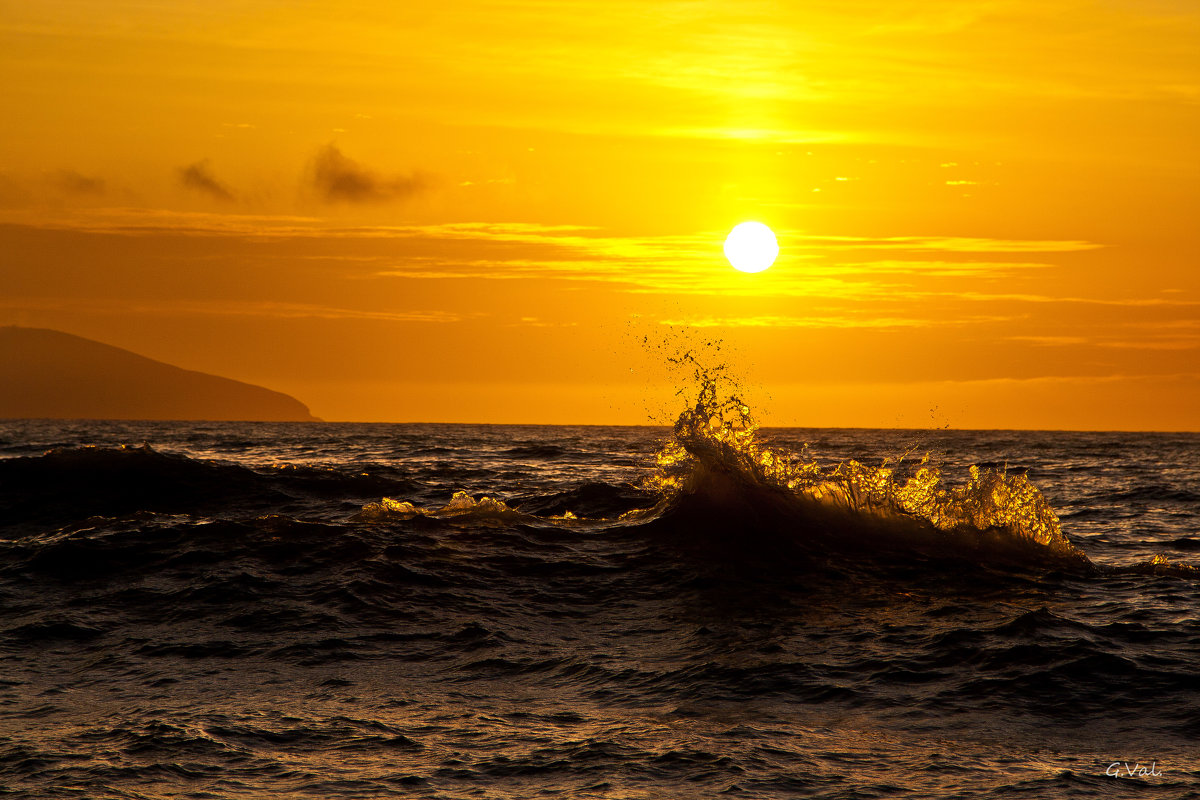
top-left (1, 413), bottom-right (1199, 798)
top-left (638, 370), bottom-right (1091, 572)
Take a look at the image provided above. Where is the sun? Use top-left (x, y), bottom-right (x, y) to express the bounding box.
top-left (724, 222), bottom-right (778, 273)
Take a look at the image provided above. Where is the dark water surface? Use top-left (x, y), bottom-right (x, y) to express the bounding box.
top-left (1, 420), bottom-right (1198, 799)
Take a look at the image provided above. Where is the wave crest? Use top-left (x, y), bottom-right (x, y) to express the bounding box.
top-left (358, 491), bottom-right (532, 523)
top-left (640, 358), bottom-right (1089, 568)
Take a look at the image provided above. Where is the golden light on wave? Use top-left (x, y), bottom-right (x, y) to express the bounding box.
top-left (723, 222), bottom-right (779, 273)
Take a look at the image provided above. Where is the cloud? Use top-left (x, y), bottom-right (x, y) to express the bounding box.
top-left (958, 292), bottom-right (1200, 308)
top-left (658, 313), bottom-right (1015, 329)
top-left (0, 297), bottom-right (462, 323)
top-left (309, 144), bottom-right (424, 203)
top-left (0, 208), bottom-right (1128, 303)
top-left (178, 160), bottom-right (234, 202)
top-left (1007, 335), bottom-right (1090, 347)
top-left (53, 170), bottom-right (106, 195)
top-left (825, 260), bottom-right (1054, 278)
top-left (798, 235), bottom-right (1104, 253)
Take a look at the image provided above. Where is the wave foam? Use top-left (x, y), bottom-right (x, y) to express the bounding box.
top-left (637, 363), bottom-right (1090, 569)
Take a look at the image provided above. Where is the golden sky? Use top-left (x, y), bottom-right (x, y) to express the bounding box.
top-left (2, 0), bottom-right (1198, 429)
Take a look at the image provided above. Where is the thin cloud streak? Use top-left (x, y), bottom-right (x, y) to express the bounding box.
top-left (960, 292), bottom-right (1200, 308)
top-left (0, 209), bottom-right (1143, 305)
top-left (659, 314), bottom-right (1018, 329)
top-left (796, 235), bottom-right (1104, 253)
top-left (0, 297), bottom-right (463, 324)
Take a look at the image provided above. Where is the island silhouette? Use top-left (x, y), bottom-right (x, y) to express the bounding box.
top-left (0, 327), bottom-right (319, 422)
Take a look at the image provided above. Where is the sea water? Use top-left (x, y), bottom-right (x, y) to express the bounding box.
top-left (1, 398), bottom-right (1198, 798)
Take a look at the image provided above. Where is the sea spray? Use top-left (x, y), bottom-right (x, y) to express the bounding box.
top-left (639, 351), bottom-right (1092, 568)
top-left (359, 490), bottom-right (523, 523)
top-left (359, 351), bottom-right (1088, 569)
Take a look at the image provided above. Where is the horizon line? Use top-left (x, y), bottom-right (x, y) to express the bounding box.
top-left (2, 416), bottom-right (1197, 435)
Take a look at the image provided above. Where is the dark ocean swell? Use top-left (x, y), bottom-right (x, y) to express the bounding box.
top-left (0, 444), bottom-right (417, 528)
top-left (2, 416), bottom-right (1199, 799)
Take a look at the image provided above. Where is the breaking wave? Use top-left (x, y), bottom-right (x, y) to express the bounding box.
top-left (360, 357), bottom-right (1104, 573)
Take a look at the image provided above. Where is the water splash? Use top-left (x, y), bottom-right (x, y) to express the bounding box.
top-left (359, 491), bottom-right (521, 523)
top-left (645, 354), bottom-right (1089, 567)
top-left (358, 490), bottom-right (586, 525)
top-left (1123, 553), bottom-right (1200, 578)
top-left (356, 345), bottom-right (1114, 570)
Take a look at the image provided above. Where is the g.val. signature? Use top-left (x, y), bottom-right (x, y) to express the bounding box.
top-left (1106, 761), bottom-right (1162, 778)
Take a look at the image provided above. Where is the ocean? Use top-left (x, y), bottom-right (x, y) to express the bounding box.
top-left (2, 392), bottom-right (1199, 798)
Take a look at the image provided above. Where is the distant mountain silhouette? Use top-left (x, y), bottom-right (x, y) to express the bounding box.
top-left (0, 327), bottom-right (320, 422)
